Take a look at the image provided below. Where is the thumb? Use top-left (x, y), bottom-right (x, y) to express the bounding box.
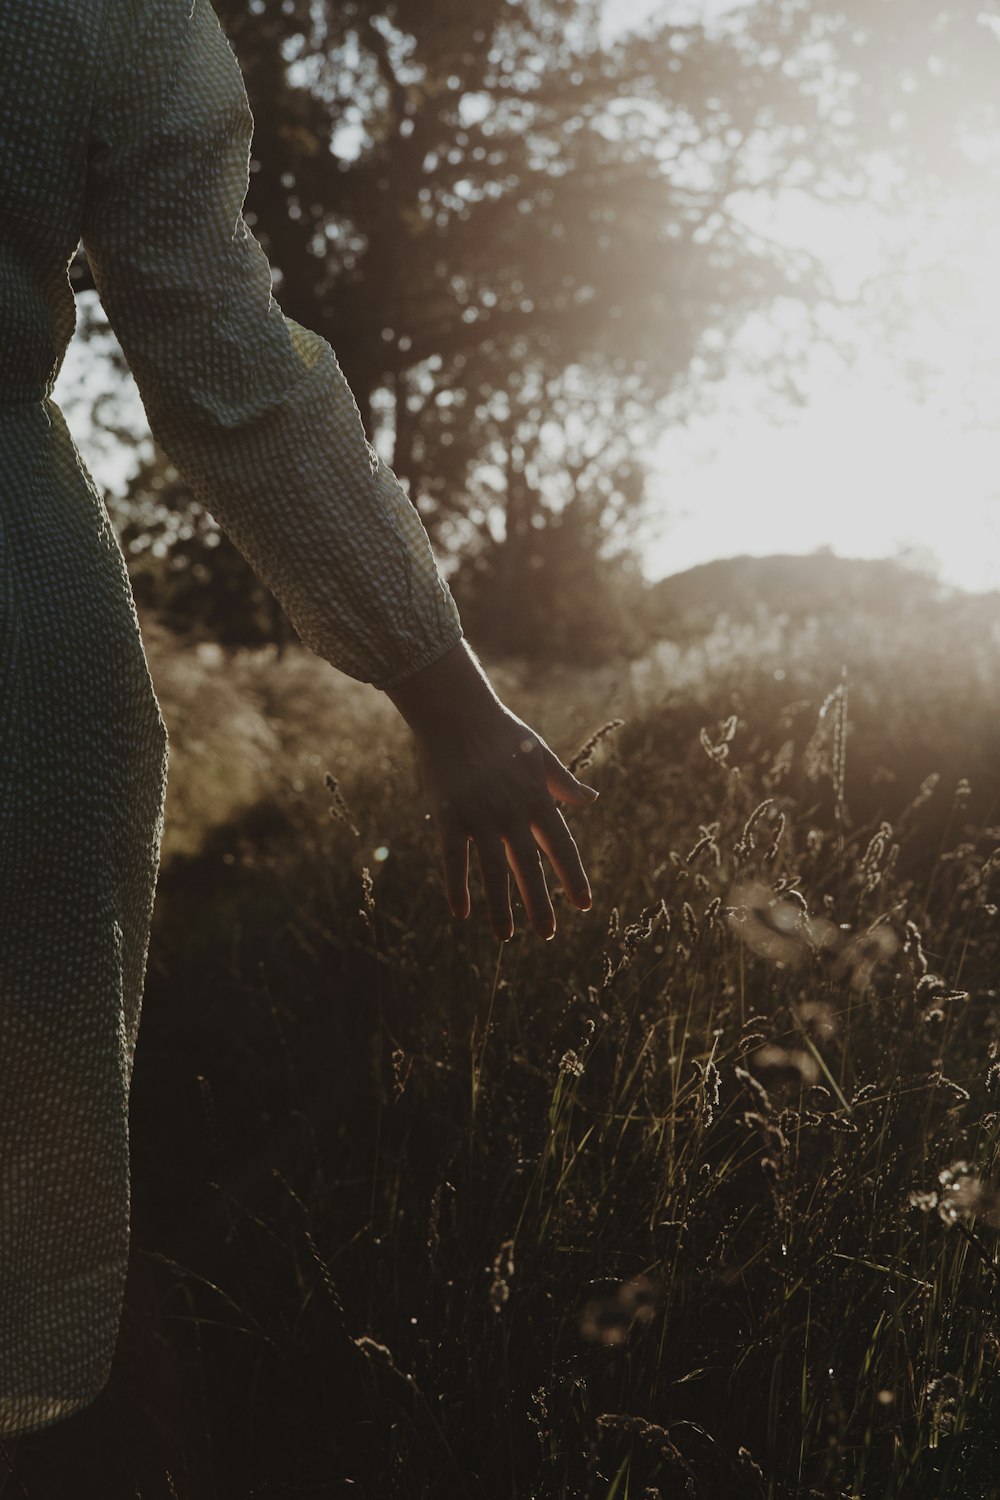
top-left (543, 746), bottom-right (600, 806)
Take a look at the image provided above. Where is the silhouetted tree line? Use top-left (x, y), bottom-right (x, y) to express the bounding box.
top-left (72, 0), bottom-right (1000, 663)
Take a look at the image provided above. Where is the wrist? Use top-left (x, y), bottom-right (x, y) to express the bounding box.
top-left (383, 640), bottom-right (501, 738)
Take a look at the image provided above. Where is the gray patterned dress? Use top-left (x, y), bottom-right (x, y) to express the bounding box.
top-left (0, 0), bottom-right (462, 1436)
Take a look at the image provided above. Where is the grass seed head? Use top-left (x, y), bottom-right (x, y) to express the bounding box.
top-left (860, 821), bottom-right (894, 893)
top-left (324, 771), bottom-right (360, 838)
top-left (488, 1238), bottom-right (515, 1313)
top-left (568, 718), bottom-right (624, 777)
top-left (734, 798), bottom-right (774, 862)
top-left (359, 866), bottom-right (375, 932)
top-left (904, 919), bottom-right (929, 978)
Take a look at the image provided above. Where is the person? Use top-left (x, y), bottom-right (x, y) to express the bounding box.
top-left (0, 0), bottom-right (599, 1457)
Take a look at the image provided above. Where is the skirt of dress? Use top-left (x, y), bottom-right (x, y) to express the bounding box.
top-left (0, 400), bottom-right (169, 1437)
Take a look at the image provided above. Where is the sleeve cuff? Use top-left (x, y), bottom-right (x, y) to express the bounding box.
top-left (369, 622), bottom-right (466, 692)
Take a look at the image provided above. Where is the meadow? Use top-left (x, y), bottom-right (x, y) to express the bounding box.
top-left (12, 581), bottom-right (1000, 1500)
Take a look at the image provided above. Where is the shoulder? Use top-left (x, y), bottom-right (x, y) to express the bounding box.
top-left (0, 0), bottom-right (107, 56)
top-left (94, 1), bottom-right (241, 79)
top-left (85, 0), bottom-right (251, 172)
top-left (0, 0), bottom-right (111, 200)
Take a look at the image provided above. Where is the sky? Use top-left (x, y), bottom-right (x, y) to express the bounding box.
top-left (640, 383), bottom-right (1000, 593)
top-left (595, 0), bottom-right (1000, 593)
top-left (601, 0), bottom-right (668, 33)
top-left (54, 0), bottom-right (1000, 597)
top-left (600, 0), bottom-right (731, 35)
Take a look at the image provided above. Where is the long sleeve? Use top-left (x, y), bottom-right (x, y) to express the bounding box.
top-left (80, 0), bottom-right (463, 690)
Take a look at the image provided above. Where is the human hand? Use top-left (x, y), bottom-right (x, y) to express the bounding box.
top-left (384, 642), bottom-right (599, 941)
top-left (414, 702), bottom-right (597, 940)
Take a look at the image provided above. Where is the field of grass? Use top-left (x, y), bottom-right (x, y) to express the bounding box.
top-left (12, 591), bottom-right (1000, 1499)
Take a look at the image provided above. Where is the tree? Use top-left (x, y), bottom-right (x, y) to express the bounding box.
top-left (75, 0), bottom-right (1000, 659)
top-left (94, 0), bottom-right (833, 658)
top-left (214, 0), bottom-right (833, 494)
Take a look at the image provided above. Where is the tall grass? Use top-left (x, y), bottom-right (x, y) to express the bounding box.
top-left (14, 598), bottom-right (1000, 1499)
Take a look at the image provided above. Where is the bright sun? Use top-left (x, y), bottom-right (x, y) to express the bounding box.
top-left (596, 0), bottom-right (1000, 597)
top-left (641, 186), bottom-right (1000, 596)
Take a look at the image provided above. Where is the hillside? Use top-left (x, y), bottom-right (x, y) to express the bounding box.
top-left (643, 549), bottom-right (1000, 643)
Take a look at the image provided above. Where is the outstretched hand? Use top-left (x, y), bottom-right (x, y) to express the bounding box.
top-left (384, 642), bottom-right (599, 941)
top-left (413, 701), bottom-right (597, 941)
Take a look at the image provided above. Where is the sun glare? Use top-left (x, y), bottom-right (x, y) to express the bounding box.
top-left (596, 0), bottom-right (1000, 598)
top-left (641, 177), bottom-right (1000, 597)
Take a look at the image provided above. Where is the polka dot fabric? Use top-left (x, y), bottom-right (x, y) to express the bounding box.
top-left (0, 0), bottom-right (463, 1437)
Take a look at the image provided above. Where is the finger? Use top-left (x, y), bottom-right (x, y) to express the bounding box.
top-left (503, 834), bottom-right (556, 941)
top-left (475, 836), bottom-right (514, 942)
top-left (542, 745), bottom-right (599, 806)
top-left (440, 825), bottom-right (470, 919)
top-left (531, 803), bottom-right (592, 910)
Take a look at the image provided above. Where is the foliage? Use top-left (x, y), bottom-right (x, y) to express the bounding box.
top-left (74, 0), bottom-right (868, 656)
top-left (14, 579), bottom-right (1000, 1498)
top-left (69, 0), bottom-right (1000, 656)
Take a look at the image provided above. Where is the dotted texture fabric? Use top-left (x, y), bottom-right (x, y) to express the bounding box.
top-left (0, 0), bottom-right (463, 1437)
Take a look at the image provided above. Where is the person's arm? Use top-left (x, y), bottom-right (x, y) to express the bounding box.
top-left (385, 641), bottom-right (598, 940)
top-left (82, 0), bottom-right (461, 689)
top-left (82, 0), bottom-right (599, 935)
